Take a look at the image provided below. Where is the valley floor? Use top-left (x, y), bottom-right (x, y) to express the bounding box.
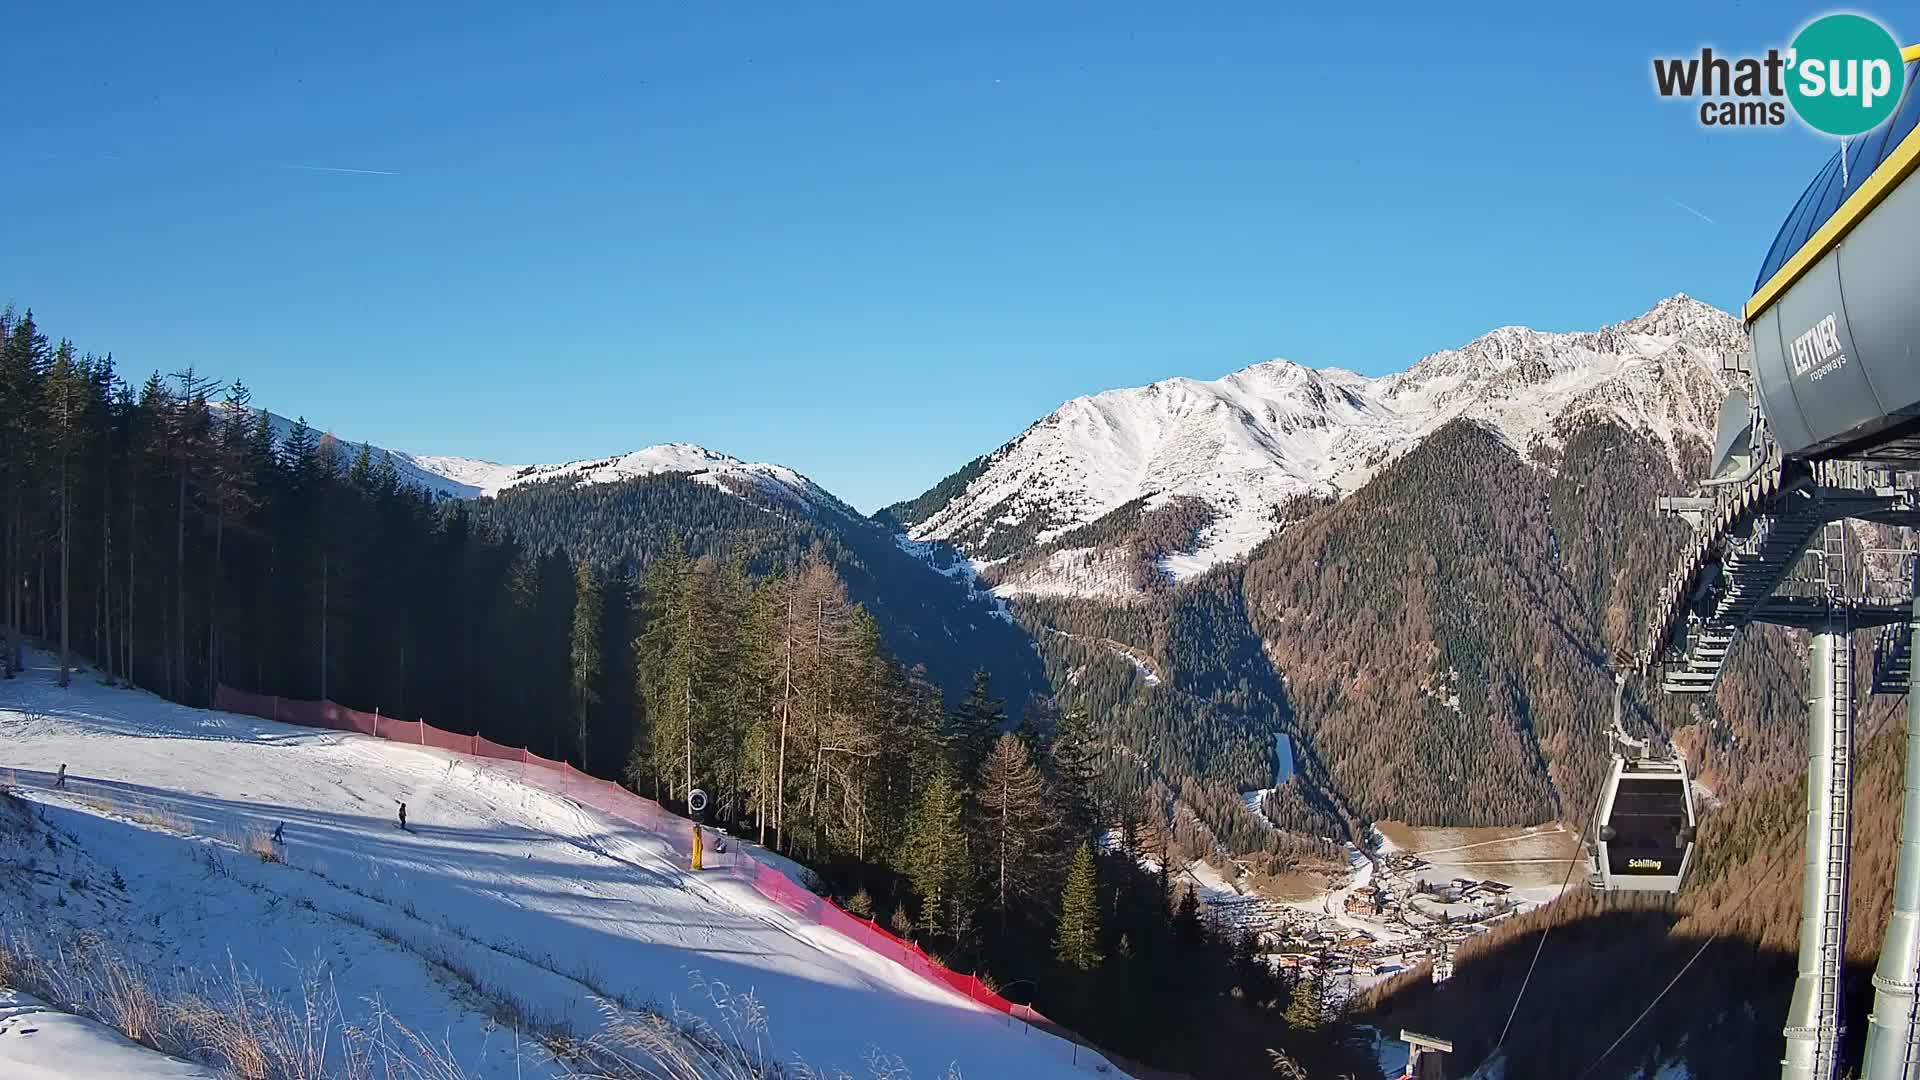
top-left (1163, 820), bottom-right (1581, 1013)
top-left (0, 653), bottom-right (1114, 1079)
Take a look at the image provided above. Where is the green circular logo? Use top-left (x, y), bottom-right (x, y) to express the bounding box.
top-left (1787, 14), bottom-right (1906, 136)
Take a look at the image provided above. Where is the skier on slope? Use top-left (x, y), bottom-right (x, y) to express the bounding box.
top-left (53, 764), bottom-right (67, 790)
top-left (396, 801), bottom-right (408, 831)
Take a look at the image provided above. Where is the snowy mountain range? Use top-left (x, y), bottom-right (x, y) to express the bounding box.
top-left (241, 409), bottom-right (844, 515)
top-left (892, 294), bottom-right (1744, 598)
top-left (400, 444), bottom-right (846, 514)
top-left (261, 294), bottom-right (1744, 606)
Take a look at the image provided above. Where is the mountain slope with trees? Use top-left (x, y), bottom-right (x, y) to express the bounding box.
top-left (1359, 688), bottom-right (1909, 1078)
top-left (0, 306), bottom-right (1383, 1079)
top-left (477, 470), bottom-right (1046, 706)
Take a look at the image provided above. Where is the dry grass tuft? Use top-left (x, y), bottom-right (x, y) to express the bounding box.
top-left (0, 928), bottom-right (960, 1080)
top-left (128, 804), bottom-right (191, 834)
top-left (245, 828), bottom-right (282, 863)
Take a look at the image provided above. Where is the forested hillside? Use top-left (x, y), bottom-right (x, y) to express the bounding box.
top-left (875, 298), bottom-right (1806, 843)
top-left (1017, 565), bottom-right (1350, 875)
top-left (1242, 419), bottom-right (1612, 826)
top-left (478, 472), bottom-right (1047, 705)
top-left (1234, 414), bottom-right (1816, 829)
top-left (1359, 687), bottom-right (1910, 1078)
top-left (979, 413), bottom-right (1807, 883)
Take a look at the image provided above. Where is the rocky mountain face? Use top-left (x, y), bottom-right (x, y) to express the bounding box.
top-left (891, 295), bottom-right (1741, 601)
top-left (933, 296), bottom-right (1820, 846)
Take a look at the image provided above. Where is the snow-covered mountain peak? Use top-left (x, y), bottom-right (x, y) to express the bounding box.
top-left (900, 295), bottom-right (1743, 599)
top-left (228, 408), bottom-right (842, 515)
top-left (401, 442), bottom-right (844, 513)
top-left (1614, 292), bottom-right (1748, 354)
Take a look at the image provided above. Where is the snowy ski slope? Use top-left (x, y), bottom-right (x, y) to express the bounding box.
top-left (0, 989), bottom-right (221, 1079)
top-left (0, 655), bottom-right (1119, 1079)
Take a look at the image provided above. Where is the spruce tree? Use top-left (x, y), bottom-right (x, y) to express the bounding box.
top-left (1283, 977), bottom-right (1321, 1032)
top-left (0, 312), bottom-right (49, 677)
top-left (904, 765), bottom-right (972, 940)
top-left (42, 343), bottom-right (88, 688)
top-left (1056, 840), bottom-right (1103, 970)
top-left (947, 668), bottom-right (1005, 780)
top-left (1051, 705), bottom-right (1102, 844)
top-left (570, 559), bottom-right (602, 769)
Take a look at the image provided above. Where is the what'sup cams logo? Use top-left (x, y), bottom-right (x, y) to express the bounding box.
top-left (1654, 13), bottom-right (1906, 135)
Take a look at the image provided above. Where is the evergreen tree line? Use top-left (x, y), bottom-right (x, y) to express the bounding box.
top-left (0, 308), bottom-right (1371, 1075)
top-left (479, 467), bottom-right (1051, 711)
top-left (0, 308), bottom-right (597, 757)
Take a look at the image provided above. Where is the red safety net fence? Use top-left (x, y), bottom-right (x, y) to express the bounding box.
top-left (210, 685), bottom-right (1095, 1053)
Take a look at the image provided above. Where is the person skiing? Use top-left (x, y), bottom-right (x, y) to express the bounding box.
top-left (53, 764), bottom-right (67, 790)
top-left (271, 822), bottom-right (285, 845)
top-left (396, 801), bottom-right (408, 831)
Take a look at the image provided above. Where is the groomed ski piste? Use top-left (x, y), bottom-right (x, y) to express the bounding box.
top-left (0, 652), bottom-right (1122, 1079)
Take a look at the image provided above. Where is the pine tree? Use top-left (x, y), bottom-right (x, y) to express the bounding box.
top-left (975, 732), bottom-right (1057, 918)
top-left (207, 381), bottom-right (262, 701)
top-left (947, 668), bottom-right (1005, 780)
top-left (348, 442), bottom-right (374, 492)
top-left (637, 548), bottom-right (690, 797)
top-left (1173, 888), bottom-right (1203, 945)
top-left (570, 559), bottom-right (602, 769)
top-left (1, 312), bottom-right (50, 677)
top-left (1056, 840), bottom-right (1103, 970)
top-left (1283, 977), bottom-right (1322, 1032)
top-left (42, 343), bottom-right (89, 688)
top-left (904, 766), bottom-right (973, 940)
top-left (1051, 704), bottom-right (1102, 844)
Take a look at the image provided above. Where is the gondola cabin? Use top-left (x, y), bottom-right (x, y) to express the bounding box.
top-left (1588, 755), bottom-right (1696, 893)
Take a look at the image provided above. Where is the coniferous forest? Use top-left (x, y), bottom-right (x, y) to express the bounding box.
top-left (0, 308), bottom-right (1383, 1077)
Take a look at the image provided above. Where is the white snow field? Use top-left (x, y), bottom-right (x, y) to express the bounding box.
top-left (0, 654), bottom-right (1119, 1079)
top-left (0, 988), bottom-right (221, 1079)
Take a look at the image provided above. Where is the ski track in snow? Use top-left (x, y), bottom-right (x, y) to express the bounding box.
top-left (0, 656), bottom-right (1117, 1079)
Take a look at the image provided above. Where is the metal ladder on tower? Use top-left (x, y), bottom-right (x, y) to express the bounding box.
top-left (1817, 521), bottom-right (1855, 1080)
top-left (1818, 632), bottom-right (1853, 1079)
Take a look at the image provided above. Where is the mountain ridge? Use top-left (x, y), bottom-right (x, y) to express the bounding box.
top-left (225, 406), bottom-right (845, 514)
top-left (890, 294), bottom-right (1742, 600)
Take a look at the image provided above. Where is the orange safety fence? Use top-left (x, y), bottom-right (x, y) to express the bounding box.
top-left (210, 686), bottom-right (1094, 1042)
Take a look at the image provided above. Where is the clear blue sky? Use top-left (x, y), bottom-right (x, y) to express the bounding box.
top-left (1, 2), bottom-right (1895, 511)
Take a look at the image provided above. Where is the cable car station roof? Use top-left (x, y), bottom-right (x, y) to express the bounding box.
top-left (1747, 45), bottom-right (1920, 323)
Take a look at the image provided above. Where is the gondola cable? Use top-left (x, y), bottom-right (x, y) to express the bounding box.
top-left (1492, 817), bottom-right (1587, 1053)
top-left (1493, 671), bottom-right (1624, 1053)
top-left (1570, 843), bottom-right (1787, 1080)
top-left (1572, 932), bottom-right (1719, 1080)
